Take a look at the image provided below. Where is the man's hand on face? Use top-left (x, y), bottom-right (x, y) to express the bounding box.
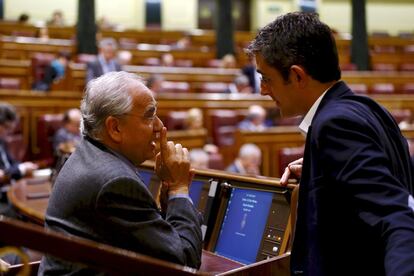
top-left (155, 127), bottom-right (194, 196)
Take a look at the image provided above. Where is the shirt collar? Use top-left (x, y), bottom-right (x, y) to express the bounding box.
top-left (298, 84), bottom-right (334, 135)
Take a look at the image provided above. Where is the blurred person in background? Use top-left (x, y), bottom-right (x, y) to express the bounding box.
top-left (226, 143), bottom-right (262, 175)
top-left (238, 105), bottom-right (267, 131)
top-left (86, 38), bottom-right (121, 83)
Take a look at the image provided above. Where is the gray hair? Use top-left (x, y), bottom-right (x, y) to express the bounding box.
top-left (80, 71), bottom-right (144, 139)
top-left (99, 37), bottom-right (118, 50)
top-left (239, 143), bottom-right (261, 159)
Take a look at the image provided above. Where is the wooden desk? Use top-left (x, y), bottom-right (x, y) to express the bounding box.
top-left (0, 59), bottom-right (31, 89)
top-left (0, 36), bottom-right (75, 60)
top-left (6, 177), bottom-right (243, 274)
top-left (66, 63), bottom-right (240, 92)
top-left (7, 178), bottom-right (50, 225)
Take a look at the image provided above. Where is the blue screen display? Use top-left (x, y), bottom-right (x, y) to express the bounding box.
top-left (138, 170), bottom-right (153, 188)
top-left (189, 180), bottom-right (205, 207)
top-left (215, 188), bottom-right (273, 264)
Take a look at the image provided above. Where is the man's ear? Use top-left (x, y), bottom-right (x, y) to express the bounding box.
top-left (290, 65), bottom-right (308, 88)
top-left (105, 116), bottom-right (122, 143)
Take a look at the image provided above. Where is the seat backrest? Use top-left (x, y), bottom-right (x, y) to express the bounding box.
top-left (143, 57), bottom-right (161, 66)
top-left (278, 146), bottom-right (304, 177)
top-left (31, 53), bottom-right (55, 84)
top-left (174, 59), bottom-right (193, 67)
top-left (208, 110), bottom-right (240, 147)
top-left (165, 111), bottom-right (188, 130)
top-left (34, 114), bottom-right (64, 166)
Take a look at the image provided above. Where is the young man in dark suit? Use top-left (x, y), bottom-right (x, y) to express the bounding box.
top-left (39, 72), bottom-right (202, 274)
top-left (247, 12), bottom-right (414, 276)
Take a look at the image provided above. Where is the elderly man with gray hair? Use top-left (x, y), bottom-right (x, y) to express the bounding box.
top-left (39, 71), bottom-right (203, 275)
top-left (86, 38), bottom-right (122, 83)
top-left (226, 143), bottom-right (262, 175)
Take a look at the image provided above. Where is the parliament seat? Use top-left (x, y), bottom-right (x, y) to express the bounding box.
top-left (143, 57), bottom-right (161, 66)
top-left (31, 53), bottom-right (55, 87)
top-left (402, 83), bottom-right (414, 94)
top-left (34, 114), bottom-right (64, 166)
top-left (164, 111), bottom-right (187, 130)
top-left (208, 110), bottom-right (240, 147)
top-left (400, 63), bottom-right (414, 71)
top-left (278, 146), bottom-right (304, 177)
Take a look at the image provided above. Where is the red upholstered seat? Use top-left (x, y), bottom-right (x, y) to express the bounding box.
top-left (208, 152), bottom-right (225, 170)
top-left (34, 114), bottom-right (64, 166)
top-left (400, 63), bottom-right (414, 71)
top-left (165, 111), bottom-right (187, 130)
top-left (174, 59), bottom-right (193, 67)
top-left (278, 146), bottom-right (305, 177)
top-left (402, 83), bottom-right (414, 94)
top-left (208, 110), bottom-right (239, 147)
top-left (31, 53), bottom-right (55, 85)
top-left (143, 58), bottom-right (161, 66)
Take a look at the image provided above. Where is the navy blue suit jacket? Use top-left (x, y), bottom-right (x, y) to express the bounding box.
top-left (291, 81), bottom-right (414, 276)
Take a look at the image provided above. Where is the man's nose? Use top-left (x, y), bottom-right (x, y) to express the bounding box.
top-left (154, 116), bottom-right (164, 131)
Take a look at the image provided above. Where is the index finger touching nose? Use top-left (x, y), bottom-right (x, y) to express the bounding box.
top-left (159, 127), bottom-right (168, 154)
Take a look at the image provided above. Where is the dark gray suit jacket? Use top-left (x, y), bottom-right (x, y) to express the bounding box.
top-left (38, 136), bottom-right (203, 275)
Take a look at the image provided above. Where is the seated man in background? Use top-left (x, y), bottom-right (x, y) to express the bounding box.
top-left (184, 108), bottom-right (204, 130)
top-left (189, 148), bottom-right (209, 170)
top-left (86, 38), bottom-right (121, 83)
top-left (33, 51), bottom-right (71, 91)
top-left (238, 105), bottom-right (267, 131)
top-left (39, 72), bottom-right (202, 275)
top-left (0, 102), bottom-right (38, 186)
top-left (226, 143), bottom-right (262, 175)
top-left (52, 108), bottom-right (81, 153)
top-left (227, 75), bottom-right (254, 94)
